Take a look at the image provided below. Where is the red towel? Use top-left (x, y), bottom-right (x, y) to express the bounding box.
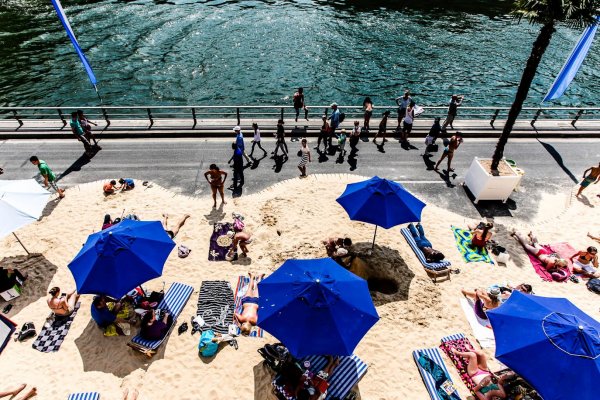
top-left (526, 242), bottom-right (575, 282)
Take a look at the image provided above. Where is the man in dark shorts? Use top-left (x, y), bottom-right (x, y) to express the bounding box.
top-left (576, 162), bottom-right (600, 197)
top-left (442, 95), bottom-right (463, 131)
top-left (293, 87), bottom-right (308, 122)
top-left (162, 214), bottom-right (190, 239)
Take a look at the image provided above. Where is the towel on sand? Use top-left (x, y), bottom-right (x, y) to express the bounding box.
top-left (32, 303), bottom-right (80, 353)
top-left (525, 242), bottom-right (575, 282)
top-left (208, 222), bottom-right (233, 261)
top-left (197, 281), bottom-right (234, 334)
top-left (451, 226), bottom-right (493, 264)
top-left (459, 297), bottom-right (494, 348)
top-left (233, 275), bottom-right (263, 338)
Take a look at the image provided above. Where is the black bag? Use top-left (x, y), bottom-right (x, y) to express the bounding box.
top-left (339, 112), bottom-right (346, 123)
top-left (257, 342), bottom-right (291, 372)
top-left (16, 322), bottom-right (36, 342)
top-left (587, 278), bottom-right (600, 294)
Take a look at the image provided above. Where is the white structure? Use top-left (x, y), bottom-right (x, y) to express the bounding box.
top-left (464, 158), bottom-right (522, 204)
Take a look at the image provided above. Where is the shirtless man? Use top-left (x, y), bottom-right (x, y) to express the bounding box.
top-left (435, 134), bottom-right (463, 172)
top-left (576, 162), bottom-right (600, 196)
top-left (512, 231), bottom-right (569, 271)
top-left (47, 286), bottom-right (79, 317)
top-left (234, 272), bottom-right (263, 335)
top-left (571, 246), bottom-right (599, 277)
top-left (204, 164), bottom-right (228, 207)
top-left (162, 214), bottom-right (190, 239)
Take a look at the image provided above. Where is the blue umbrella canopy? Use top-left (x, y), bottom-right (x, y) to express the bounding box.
top-left (487, 291), bottom-right (600, 400)
top-left (258, 258), bottom-right (379, 358)
top-left (336, 176), bottom-right (426, 229)
top-left (68, 219), bottom-right (175, 299)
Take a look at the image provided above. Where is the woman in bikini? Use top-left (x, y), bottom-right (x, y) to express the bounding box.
top-left (461, 287), bottom-right (501, 320)
top-left (234, 272), bottom-right (263, 336)
top-left (571, 246), bottom-right (599, 277)
top-left (512, 231), bottom-right (569, 271)
top-left (47, 287), bottom-right (79, 317)
top-left (450, 346), bottom-right (509, 400)
top-left (362, 96), bottom-right (373, 132)
top-left (204, 164), bottom-right (227, 208)
top-left (469, 222), bottom-right (493, 248)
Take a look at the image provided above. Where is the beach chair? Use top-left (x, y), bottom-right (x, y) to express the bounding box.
top-left (127, 282), bottom-right (193, 357)
top-left (67, 393), bottom-right (100, 400)
top-left (413, 348), bottom-right (462, 400)
top-left (401, 228), bottom-right (451, 283)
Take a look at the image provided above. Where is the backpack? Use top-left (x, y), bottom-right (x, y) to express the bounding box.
top-left (178, 244), bottom-right (191, 258)
top-left (587, 278), bottom-right (600, 294)
top-left (339, 112), bottom-right (346, 123)
top-left (198, 329), bottom-right (219, 357)
top-left (15, 322), bottom-right (36, 342)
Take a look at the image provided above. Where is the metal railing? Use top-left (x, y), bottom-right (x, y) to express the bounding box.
top-left (1, 105), bottom-right (600, 130)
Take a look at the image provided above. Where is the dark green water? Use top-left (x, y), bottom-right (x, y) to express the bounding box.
top-left (0, 0), bottom-right (598, 107)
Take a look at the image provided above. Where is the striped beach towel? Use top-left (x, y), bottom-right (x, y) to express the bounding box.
top-left (439, 333), bottom-right (476, 394)
top-left (303, 355), bottom-right (368, 400)
top-left (413, 348), bottom-right (461, 400)
top-left (197, 280), bottom-right (234, 334)
top-left (68, 393), bottom-right (100, 400)
top-left (451, 226), bottom-right (493, 264)
top-left (233, 275), bottom-right (264, 337)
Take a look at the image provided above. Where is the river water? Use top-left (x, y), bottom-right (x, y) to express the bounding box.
top-left (0, 0), bottom-right (598, 107)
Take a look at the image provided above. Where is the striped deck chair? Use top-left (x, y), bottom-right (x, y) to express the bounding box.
top-left (128, 282), bottom-right (193, 357)
top-left (401, 228), bottom-right (451, 283)
top-left (413, 348), bottom-right (462, 400)
top-left (302, 354), bottom-right (368, 400)
top-left (67, 393), bottom-right (100, 400)
top-left (233, 275), bottom-right (263, 337)
top-left (439, 333), bottom-right (477, 394)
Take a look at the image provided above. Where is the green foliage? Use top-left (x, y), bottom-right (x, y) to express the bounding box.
top-left (512, 0), bottom-right (599, 27)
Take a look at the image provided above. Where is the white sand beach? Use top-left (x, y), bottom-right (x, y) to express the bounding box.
top-left (1, 174), bottom-right (598, 400)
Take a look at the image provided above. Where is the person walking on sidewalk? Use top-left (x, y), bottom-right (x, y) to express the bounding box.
top-left (394, 90), bottom-right (412, 131)
top-left (349, 120), bottom-right (361, 154)
top-left (297, 138), bottom-right (311, 178)
top-left (316, 115), bottom-right (330, 152)
top-left (233, 126), bottom-right (251, 164)
top-left (273, 119), bottom-right (288, 158)
top-left (328, 103), bottom-right (341, 140)
top-left (249, 123), bottom-right (267, 158)
top-left (293, 87), bottom-right (308, 122)
top-left (29, 156), bottom-right (65, 198)
top-left (362, 96), bottom-right (373, 132)
top-left (441, 95), bottom-right (463, 131)
top-left (435, 134), bottom-right (463, 172)
top-left (372, 110), bottom-right (390, 144)
top-left (77, 110), bottom-right (101, 149)
top-left (400, 103), bottom-right (415, 143)
top-left (576, 162), bottom-right (600, 197)
top-left (70, 112), bottom-right (92, 154)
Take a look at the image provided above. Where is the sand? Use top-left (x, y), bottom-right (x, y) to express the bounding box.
top-left (0, 174), bottom-right (598, 400)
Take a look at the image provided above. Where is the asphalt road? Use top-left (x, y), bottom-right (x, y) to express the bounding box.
top-left (1, 137), bottom-right (599, 221)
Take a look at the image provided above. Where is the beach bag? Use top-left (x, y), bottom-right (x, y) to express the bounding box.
top-left (16, 322), bottom-right (36, 342)
top-left (587, 278), bottom-right (600, 294)
top-left (233, 218), bottom-right (245, 232)
top-left (339, 112), bottom-right (346, 123)
top-left (178, 244), bottom-right (191, 258)
top-left (198, 329), bottom-right (219, 357)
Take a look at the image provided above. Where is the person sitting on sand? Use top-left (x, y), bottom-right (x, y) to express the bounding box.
top-left (117, 178), bottom-right (135, 191)
top-left (234, 272), bottom-right (263, 336)
top-left (571, 246), bottom-right (599, 278)
top-left (496, 283), bottom-right (533, 301)
top-left (461, 287), bottom-right (501, 319)
top-left (227, 230), bottom-right (252, 259)
top-left (408, 223), bottom-right (446, 263)
top-left (140, 309), bottom-right (172, 341)
top-left (101, 214), bottom-right (114, 230)
top-left (47, 287), bottom-right (79, 317)
top-left (204, 164), bottom-right (228, 208)
top-left (511, 231), bottom-right (569, 271)
top-left (91, 295), bottom-right (132, 334)
top-left (162, 214), bottom-right (190, 239)
top-left (450, 345), bottom-right (512, 400)
top-left (103, 180), bottom-right (118, 195)
top-left (0, 384), bottom-right (37, 400)
top-left (322, 237), bottom-right (352, 258)
top-left (469, 222), bottom-right (493, 248)
top-left (296, 355), bottom-right (340, 400)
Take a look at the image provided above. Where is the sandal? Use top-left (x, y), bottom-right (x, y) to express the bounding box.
top-left (569, 275), bottom-right (580, 283)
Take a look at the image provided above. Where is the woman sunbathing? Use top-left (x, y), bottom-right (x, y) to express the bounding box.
top-left (469, 222), bottom-right (493, 248)
top-left (234, 272), bottom-right (263, 336)
top-left (511, 231), bottom-right (568, 271)
top-left (571, 246), bottom-right (599, 277)
top-left (450, 346), bottom-right (511, 400)
top-left (461, 287), bottom-right (501, 319)
top-left (47, 287), bottom-right (79, 317)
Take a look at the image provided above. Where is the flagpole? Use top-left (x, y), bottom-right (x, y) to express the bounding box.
top-left (94, 85), bottom-right (103, 105)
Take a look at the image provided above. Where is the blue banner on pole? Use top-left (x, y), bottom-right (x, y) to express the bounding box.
top-left (543, 17), bottom-right (599, 102)
top-left (50, 0), bottom-right (98, 89)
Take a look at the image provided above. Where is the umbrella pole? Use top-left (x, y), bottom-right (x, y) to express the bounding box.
top-left (13, 233), bottom-right (30, 255)
top-left (371, 226), bottom-right (378, 250)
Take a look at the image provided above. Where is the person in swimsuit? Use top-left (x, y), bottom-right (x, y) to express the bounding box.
top-left (576, 162), bottom-right (600, 197)
top-left (435, 134), bottom-right (463, 172)
top-left (234, 272), bottom-right (263, 336)
top-left (162, 214), bottom-right (190, 239)
top-left (571, 246), bottom-right (599, 277)
top-left (512, 231), bottom-right (569, 271)
top-left (362, 96), bottom-right (373, 132)
top-left (47, 287), bottom-right (79, 317)
top-left (0, 384), bottom-right (37, 400)
top-left (450, 346), bottom-right (509, 400)
top-left (468, 222), bottom-right (493, 248)
top-left (297, 138), bottom-right (311, 178)
top-left (316, 115), bottom-right (330, 152)
top-left (204, 164), bottom-right (228, 207)
top-left (461, 287), bottom-right (501, 319)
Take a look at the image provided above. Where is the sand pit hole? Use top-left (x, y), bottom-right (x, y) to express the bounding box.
top-left (367, 277), bottom-right (400, 295)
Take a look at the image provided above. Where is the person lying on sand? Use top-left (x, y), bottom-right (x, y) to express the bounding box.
top-left (47, 287), bottom-right (79, 317)
top-left (571, 246), bottom-right (599, 278)
top-left (234, 272), bottom-right (263, 336)
top-left (511, 231), bottom-right (569, 271)
top-left (461, 287), bottom-right (501, 319)
top-left (162, 214), bottom-right (190, 239)
top-left (0, 384), bottom-right (37, 400)
top-left (450, 345), bottom-right (513, 400)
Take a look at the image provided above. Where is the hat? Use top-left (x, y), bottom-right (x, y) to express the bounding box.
top-left (331, 102), bottom-right (338, 107)
top-left (233, 126), bottom-right (241, 131)
top-left (489, 287), bottom-right (501, 297)
top-left (340, 129), bottom-right (347, 134)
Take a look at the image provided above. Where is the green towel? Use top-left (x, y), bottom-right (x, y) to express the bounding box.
top-left (451, 226), bottom-right (494, 264)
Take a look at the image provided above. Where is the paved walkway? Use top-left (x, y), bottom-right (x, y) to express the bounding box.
top-left (1, 137), bottom-right (599, 222)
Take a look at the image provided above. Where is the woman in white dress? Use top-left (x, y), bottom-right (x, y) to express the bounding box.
top-left (297, 138), bottom-right (311, 178)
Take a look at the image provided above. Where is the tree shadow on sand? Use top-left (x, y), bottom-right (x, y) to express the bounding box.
top-left (74, 319), bottom-right (167, 377)
top-left (0, 254), bottom-right (58, 317)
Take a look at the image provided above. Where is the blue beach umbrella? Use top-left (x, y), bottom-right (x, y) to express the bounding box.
top-left (336, 176), bottom-right (426, 248)
top-left (68, 219), bottom-right (175, 299)
top-left (487, 291), bottom-right (600, 400)
top-left (258, 258), bottom-right (379, 358)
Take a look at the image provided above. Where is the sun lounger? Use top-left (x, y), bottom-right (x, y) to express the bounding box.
top-left (439, 333), bottom-right (477, 394)
top-left (413, 348), bottom-right (462, 400)
top-left (401, 227), bottom-right (451, 283)
top-left (67, 393), bottom-right (100, 400)
top-left (128, 282), bottom-right (193, 357)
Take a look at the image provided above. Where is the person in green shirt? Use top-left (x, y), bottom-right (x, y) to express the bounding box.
top-left (70, 111), bottom-right (92, 153)
top-left (29, 156), bottom-right (65, 198)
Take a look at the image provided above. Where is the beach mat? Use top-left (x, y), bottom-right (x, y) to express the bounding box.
top-left (451, 226), bottom-right (493, 264)
top-left (208, 222), bottom-right (233, 261)
top-left (32, 303), bottom-right (80, 353)
top-left (233, 275), bottom-right (264, 338)
top-left (0, 314), bottom-right (17, 355)
top-left (459, 297), bottom-right (494, 348)
top-left (197, 281), bottom-right (234, 334)
top-left (526, 242), bottom-right (575, 282)
top-left (439, 333), bottom-right (477, 394)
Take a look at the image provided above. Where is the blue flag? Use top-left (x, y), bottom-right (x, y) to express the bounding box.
top-left (50, 0), bottom-right (98, 90)
top-left (543, 17), bottom-right (599, 102)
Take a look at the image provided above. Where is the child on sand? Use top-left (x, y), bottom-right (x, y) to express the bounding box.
top-left (118, 178), bottom-right (135, 191)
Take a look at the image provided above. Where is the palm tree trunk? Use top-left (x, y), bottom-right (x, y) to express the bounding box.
top-left (491, 21), bottom-right (555, 172)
